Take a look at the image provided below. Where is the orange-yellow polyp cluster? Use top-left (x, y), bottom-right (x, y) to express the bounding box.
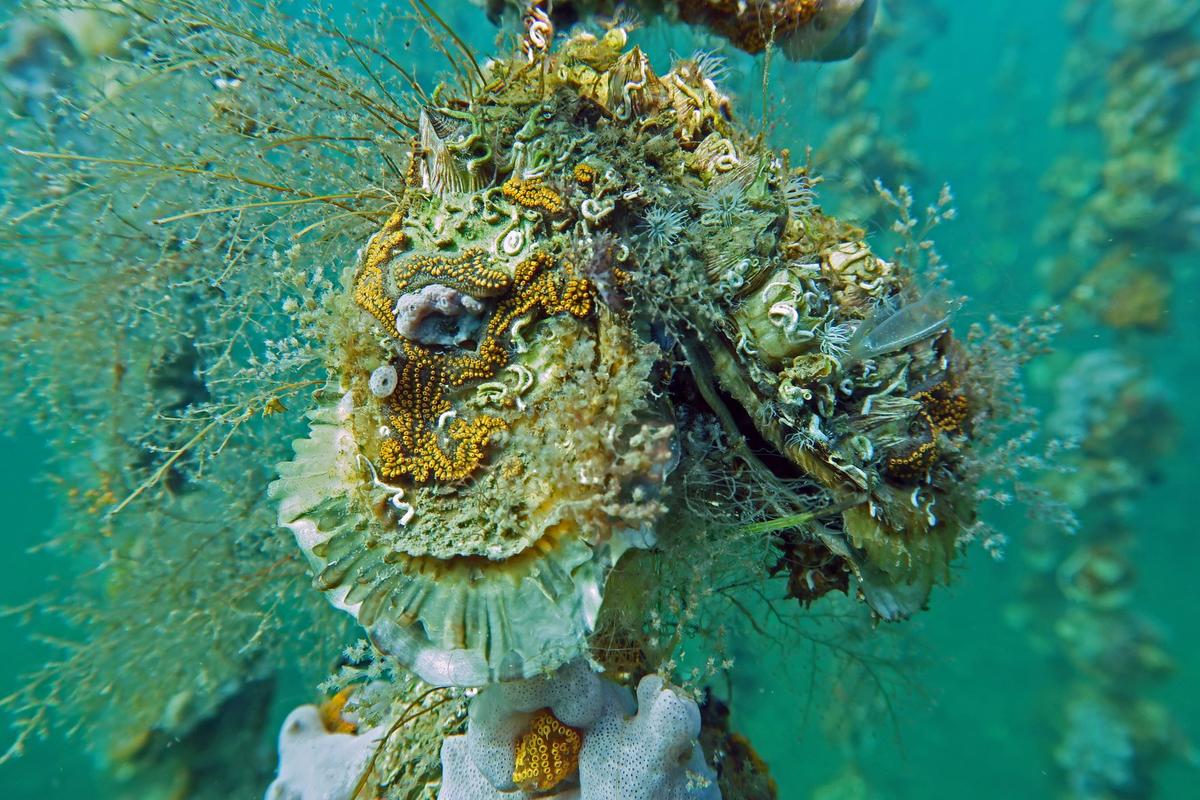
top-left (354, 210), bottom-right (410, 337)
top-left (573, 163), bottom-right (597, 186)
top-left (511, 708), bottom-right (583, 791)
top-left (354, 228), bottom-right (595, 485)
top-left (913, 379), bottom-right (970, 435)
top-left (884, 376), bottom-right (971, 483)
top-left (395, 249), bottom-right (511, 298)
top-left (502, 177), bottom-right (566, 215)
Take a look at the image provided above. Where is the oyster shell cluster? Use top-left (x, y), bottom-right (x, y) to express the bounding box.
top-left (474, 0), bottom-right (879, 61)
top-left (271, 23), bottom-right (987, 688)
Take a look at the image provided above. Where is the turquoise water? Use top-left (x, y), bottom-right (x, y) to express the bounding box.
top-left (2, 1), bottom-right (1197, 797)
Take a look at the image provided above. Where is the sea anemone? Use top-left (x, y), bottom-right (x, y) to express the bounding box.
top-left (698, 182), bottom-right (750, 226)
top-left (639, 205), bottom-right (688, 253)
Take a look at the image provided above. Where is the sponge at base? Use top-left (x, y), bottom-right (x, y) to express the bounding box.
top-left (439, 659), bottom-right (720, 800)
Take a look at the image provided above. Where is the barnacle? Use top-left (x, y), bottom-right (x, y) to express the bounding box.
top-left (689, 49), bottom-right (728, 83)
top-left (419, 107), bottom-right (489, 196)
top-left (783, 174), bottom-right (818, 221)
top-left (821, 240), bottom-right (899, 314)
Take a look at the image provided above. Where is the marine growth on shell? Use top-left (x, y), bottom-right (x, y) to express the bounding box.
top-left (0, 2), bottom-right (1077, 799)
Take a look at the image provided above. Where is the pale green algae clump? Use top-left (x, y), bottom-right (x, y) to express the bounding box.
top-left (0, 2), bottom-right (1048, 798)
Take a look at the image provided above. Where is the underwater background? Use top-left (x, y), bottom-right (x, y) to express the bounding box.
top-left (1, 0), bottom-right (1197, 798)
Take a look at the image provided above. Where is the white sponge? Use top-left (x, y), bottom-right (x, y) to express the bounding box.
top-left (577, 674), bottom-right (719, 800)
top-left (264, 705), bottom-right (383, 800)
top-left (439, 659), bottom-right (719, 800)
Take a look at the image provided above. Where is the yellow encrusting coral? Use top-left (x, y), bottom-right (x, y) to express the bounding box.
top-left (377, 341), bottom-right (509, 484)
top-left (502, 177), bottom-right (566, 215)
top-left (573, 163), bottom-right (597, 186)
top-left (883, 376), bottom-right (971, 484)
top-left (355, 240), bottom-right (596, 485)
top-left (395, 249), bottom-right (512, 300)
top-left (354, 209), bottom-right (411, 338)
top-left (511, 708), bottom-right (583, 792)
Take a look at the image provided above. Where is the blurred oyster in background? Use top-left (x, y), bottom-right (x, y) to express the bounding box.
top-left (473, 0), bottom-right (878, 61)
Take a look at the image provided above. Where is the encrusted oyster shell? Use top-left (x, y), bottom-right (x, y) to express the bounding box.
top-left (271, 200), bottom-right (671, 684)
top-left (271, 374), bottom-right (667, 685)
top-left (271, 392), bottom-right (613, 685)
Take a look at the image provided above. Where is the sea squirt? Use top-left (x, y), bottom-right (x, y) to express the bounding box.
top-left (847, 288), bottom-right (962, 362)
